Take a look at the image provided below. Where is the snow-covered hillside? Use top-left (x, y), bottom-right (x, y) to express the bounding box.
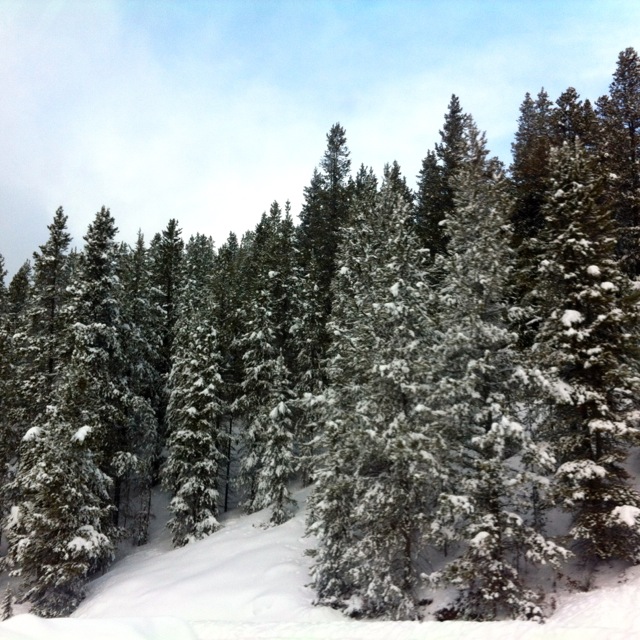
top-left (2, 487), bottom-right (640, 639)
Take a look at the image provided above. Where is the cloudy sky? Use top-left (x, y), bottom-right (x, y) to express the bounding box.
top-left (1, 0), bottom-right (638, 277)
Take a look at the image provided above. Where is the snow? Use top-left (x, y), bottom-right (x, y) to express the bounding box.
top-left (67, 525), bottom-right (110, 553)
top-left (21, 427), bottom-right (41, 442)
top-left (6, 505), bottom-right (20, 529)
top-left (557, 459), bottom-right (606, 481)
top-left (561, 309), bottom-right (584, 327)
top-left (470, 531), bottom-right (490, 547)
top-left (586, 265), bottom-right (601, 276)
top-left (0, 615), bottom-right (197, 640)
top-left (268, 401), bottom-right (288, 419)
top-left (551, 379), bottom-right (573, 404)
top-left (4, 487), bottom-right (640, 639)
top-left (611, 505), bottom-right (640, 527)
top-left (71, 425), bottom-right (92, 442)
top-left (589, 419), bottom-right (628, 436)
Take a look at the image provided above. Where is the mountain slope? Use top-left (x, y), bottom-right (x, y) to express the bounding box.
top-left (3, 487), bottom-right (640, 639)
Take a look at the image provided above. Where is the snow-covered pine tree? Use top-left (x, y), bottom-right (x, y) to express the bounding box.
top-left (294, 125), bottom-right (353, 406)
top-left (162, 234), bottom-right (226, 546)
top-left (117, 232), bottom-right (161, 545)
top-left (288, 248), bottom-right (324, 485)
top-left (163, 305), bottom-right (225, 546)
top-left (511, 89), bottom-right (600, 350)
top-left (551, 87), bottom-right (598, 149)
top-left (511, 89), bottom-right (555, 248)
top-left (596, 47), bottom-right (640, 277)
top-left (1, 212), bottom-right (73, 543)
top-left (235, 203), bottom-right (298, 526)
top-left (530, 139), bottom-right (640, 562)
top-left (7, 262), bottom-right (32, 321)
top-left (147, 219), bottom-right (185, 447)
top-left (0, 261), bottom-right (33, 475)
top-left (58, 207), bottom-right (136, 525)
top-left (210, 232), bottom-right (245, 511)
top-left (297, 124), bottom-right (352, 319)
top-left (3, 210), bottom-right (145, 612)
top-left (4, 404), bottom-right (115, 617)
top-left (0, 254), bottom-right (13, 520)
top-left (23, 208), bottom-right (72, 414)
top-left (426, 122), bottom-right (568, 621)
top-left (307, 165), bottom-right (436, 620)
top-left (414, 95), bottom-right (467, 259)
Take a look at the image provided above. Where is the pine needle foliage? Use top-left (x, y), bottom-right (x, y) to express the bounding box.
top-left (529, 139), bottom-right (640, 562)
top-left (308, 167), bottom-right (435, 620)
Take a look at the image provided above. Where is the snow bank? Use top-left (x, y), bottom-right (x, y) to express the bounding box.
top-left (0, 614), bottom-right (197, 640)
top-left (4, 487), bottom-right (640, 639)
top-left (71, 488), bottom-right (339, 626)
top-left (189, 619), bottom-right (633, 640)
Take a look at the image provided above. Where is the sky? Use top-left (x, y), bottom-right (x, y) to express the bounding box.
top-left (1, 0), bottom-right (639, 278)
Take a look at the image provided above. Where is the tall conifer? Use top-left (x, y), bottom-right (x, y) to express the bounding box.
top-left (597, 47), bottom-right (640, 276)
top-left (308, 166), bottom-right (435, 619)
top-left (235, 203), bottom-right (298, 525)
top-left (427, 124), bottom-right (567, 620)
top-left (530, 139), bottom-right (640, 562)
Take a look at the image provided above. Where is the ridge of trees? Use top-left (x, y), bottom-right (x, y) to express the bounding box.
top-left (0, 47), bottom-right (639, 621)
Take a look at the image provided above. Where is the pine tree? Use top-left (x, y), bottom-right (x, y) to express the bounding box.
top-left (235, 203), bottom-right (298, 525)
top-left (414, 95), bottom-right (468, 260)
top-left (288, 248), bottom-right (326, 485)
top-left (551, 87), bottom-right (598, 149)
top-left (292, 128), bottom-right (355, 485)
top-left (294, 167), bottom-right (379, 487)
top-left (0, 254), bottom-right (13, 519)
top-left (4, 405), bottom-right (115, 617)
top-left (597, 47), bottom-right (640, 277)
top-left (296, 124), bottom-right (352, 361)
top-left (59, 208), bottom-right (133, 517)
top-left (0, 261), bottom-right (33, 456)
top-left (511, 89), bottom-right (555, 247)
top-left (426, 123), bottom-right (567, 621)
top-left (26, 207), bottom-right (72, 410)
top-left (308, 166), bottom-right (436, 620)
top-left (163, 303), bottom-right (225, 546)
top-left (162, 234), bottom-right (226, 546)
top-left (211, 232), bottom-right (245, 511)
top-left (436, 95), bottom-right (467, 176)
top-left (117, 232), bottom-right (161, 544)
top-left (530, 139), bottom-right (640, 562)
top-left (148, 219), bottom-right (185, 441)
top-left (414, 150), bottom-right (448, 259)
top-left (7, 261), bottom-right (32, 322)
top-left (509, 89), bottom-right (558, 350)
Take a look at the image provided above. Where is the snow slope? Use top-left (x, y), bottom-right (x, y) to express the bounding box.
top-left (2, 486), bottom-right (640, 639)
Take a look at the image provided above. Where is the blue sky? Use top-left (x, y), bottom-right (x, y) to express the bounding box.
top-left (1, 0), bottom-right (639, 276)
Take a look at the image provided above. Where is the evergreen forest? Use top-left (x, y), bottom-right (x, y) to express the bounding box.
top-left (1, 47), bottom-right (640, 622)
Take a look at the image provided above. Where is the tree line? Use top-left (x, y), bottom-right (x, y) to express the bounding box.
top-left (0, 47), bottom-right (639, 622)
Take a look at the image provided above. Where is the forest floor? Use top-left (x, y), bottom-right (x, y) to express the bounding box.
top-left (2, 485), bottom-right (640, 639)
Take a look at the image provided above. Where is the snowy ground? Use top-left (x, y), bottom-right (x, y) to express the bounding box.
top-left (2, 486), bottom-right (640, 639)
